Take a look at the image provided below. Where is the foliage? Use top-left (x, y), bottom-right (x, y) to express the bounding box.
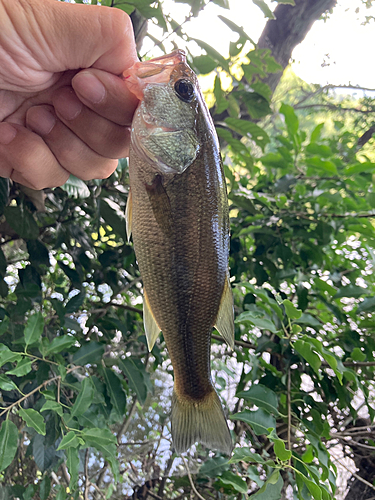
top-left (1, 0), bottom-right (375, 499)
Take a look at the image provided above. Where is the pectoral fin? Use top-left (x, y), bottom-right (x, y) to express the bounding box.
top-left (143, 289), bottom-right (161, 351)
top-left (125, 188), bottom-right (133, 242)
top-left (214, 275), bottom-right (234, 349)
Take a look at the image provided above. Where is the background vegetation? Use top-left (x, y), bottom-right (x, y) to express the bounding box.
top-left (1, 0), bottom-right (375, 499)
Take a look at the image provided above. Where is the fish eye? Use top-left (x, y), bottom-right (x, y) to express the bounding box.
top-left (174, 79), bottom-right (195, 102)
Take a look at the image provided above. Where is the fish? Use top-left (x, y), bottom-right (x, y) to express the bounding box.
top-left (123, 50), bottom-right (234, 455)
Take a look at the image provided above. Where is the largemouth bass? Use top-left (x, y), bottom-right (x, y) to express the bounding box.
top-left (124, 51), bottom-right (234, 455)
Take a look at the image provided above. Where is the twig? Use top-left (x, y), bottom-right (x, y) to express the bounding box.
top-left (95, 397), bottom-right (139, 496)
top-left (117, 397), bottom-right (138, 445)
top-left (181, 455), bottom-right (206, 500)
top-left (61, 463), bottom-right (70, 486)
top-left (211, 334), bottom-right (255, 350)
top-left (147, 491), bottom-right (164, 500)
top-left (331, 454), bottom-right (375, 492)
top-left (84, 449), bottom-right (90, 500)
top-left (294, 103), bottom-right (375, 115)
top-left (141, 0), bottom-right (214, 58)
top-left (158, 454), bottom-right (175, 497)
top-left (0, 366), bottom-right (80, 417)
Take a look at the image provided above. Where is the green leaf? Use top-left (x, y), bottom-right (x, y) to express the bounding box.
top-left (253, 0), bottom-right (275, 18)
top-left (302, 445), bottom-right (314, 463)
top-left (0, 346), bottom-right (22, 366)
top-left (0, 420), bottom-right (18, 472)
top-left (212, 0), bottom-right (229, 8)
top-left (40, 401), bottom-right (63, 417)
top-left (24, 312), bottom-right (44, 349)
top-left (65, 291), bottom-right (85, 314)
top-left (6, 358), bottom-right (33, 377)
top-left (192, 55), bottom-right (217, 75)
top-left (57, 431), bottom-right (80, 451)
top-left (119, 357), bottom-right (148, 404)
top-left (45, 335), bottom-right (76, 355)
top-left (27, 240), bottom-right (50, 270)
top-left (283, 299), bottom-right (302, 319)
top-left (100, 198), bottom-right (127, 240)
top-left (295, 313), bottom-right (321, 328)
top-left (72, 341), bottom-right (105, 366)
top-left (71, 377), bottom-right (95, 417)
top-left (103, 368), bottom-right (127, 417)
top-left (39, 476), bottom-right (51, 500)
top-left (230, 409), bottom-right (276, 435)
top-left (235, 311), bottom-right (278, 333)
top-left (228, 447), bottom-right (268, 465)
top-left (219, 471), bottom-right (248, 493)
top-left (61, 175), bottom-right (90, 198)
top-left (190, 38), bottom-right (229, 71)
top-left (294, 340), bottom-right (321, 376)
top-left (345, 161), bottom-right (375, 175)
top-left (3, 205), bottom-right (39, 240)
top-left (218, 16), bottom-right (256, 44)
top-left (251, 470), bottom-right (283, 499)
top-left (0, 375), bottom-right (17, 395)
top-left (280, 103), bottom-right (298, 136)
top-left (67, 447), bottom-right (79, 489)
top-left (351, 347), bottom-right (366, 362)
top-left (305, 143), bottom-right (332, 158)
top-left (19, 408), bottom-right (46, 436)
top-left (199, 456), bottom-right (229, 477)
top-left (306, 156), bottom-right (338, 175)
top-left (225, 117), bottom-right (270, 150)
top-left (81, 428), bottom-right (117, 458)
top-left (314, 278), bottom-right (336, 296)
top-left (237, 384), bottom-right (279, 415)
top-left (334, 285), bottom-right (369, 299)
top-left (296, 471), bottom-right (322, 500)
top-left (273, 439), bottom-right (292, 461)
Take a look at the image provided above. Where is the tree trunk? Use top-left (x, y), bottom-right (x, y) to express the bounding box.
top-left (257, 0), bottom-right (337, 94)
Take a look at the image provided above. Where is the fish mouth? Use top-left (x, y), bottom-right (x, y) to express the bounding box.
top-left (131, 50), bottom-right (187, 80)
top-left (123, 51), bottom-right (193, 100)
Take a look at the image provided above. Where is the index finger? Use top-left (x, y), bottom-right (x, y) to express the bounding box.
top-left (71, 69), bottom-right (139, 126)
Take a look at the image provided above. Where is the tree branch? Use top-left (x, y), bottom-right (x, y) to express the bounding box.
top-left (181, 455), bottom-right (206, 500)
top-left (0, 366), bottom-right (81, 418)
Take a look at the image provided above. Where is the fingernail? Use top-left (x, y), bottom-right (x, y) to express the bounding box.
top-left (73, 72), bottom-right (106, 104)
top-left (0, 123), bottom-right (17, 145)
top-left (27, 107), bottom-right (56, 136)
top-left (54, 88), bottom-right (83, 121)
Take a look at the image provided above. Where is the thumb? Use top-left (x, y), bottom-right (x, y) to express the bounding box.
top-left (1, 0), bottom-right (137, 81)
top-left (49, 1), bottom-right (138, 74)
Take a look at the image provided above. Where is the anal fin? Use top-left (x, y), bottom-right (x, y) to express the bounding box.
top-left (125, 188), bottom-right (133, 242)
top-left (143, 288), bottom-right (161, 351)
top-left (214, 274), bottom-right (234, 349)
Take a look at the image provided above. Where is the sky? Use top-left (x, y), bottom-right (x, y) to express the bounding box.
top-left (143, 0), bottom-right (375, 90)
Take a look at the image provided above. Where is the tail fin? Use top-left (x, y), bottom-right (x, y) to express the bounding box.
top-left (171, 389), bottom-right (233, 455)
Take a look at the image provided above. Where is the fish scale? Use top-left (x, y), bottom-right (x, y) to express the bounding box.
top-left (124, 50), bottom-right (234, 454)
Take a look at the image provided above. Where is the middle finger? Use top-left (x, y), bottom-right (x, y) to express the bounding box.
top-left (52, 86), bottom-right (132, 159)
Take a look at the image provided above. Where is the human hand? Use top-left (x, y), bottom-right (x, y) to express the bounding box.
top-left (0, 0), bottom-right (139, 189)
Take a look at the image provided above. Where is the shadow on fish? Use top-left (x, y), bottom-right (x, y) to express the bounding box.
top-left (124, 50), bottom-right (234, 455)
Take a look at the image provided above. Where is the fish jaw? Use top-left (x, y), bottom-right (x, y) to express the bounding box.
top-left (124, 50), bottom-right (200, 176)
top-left (123, 50), bottom-right (189, 100)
